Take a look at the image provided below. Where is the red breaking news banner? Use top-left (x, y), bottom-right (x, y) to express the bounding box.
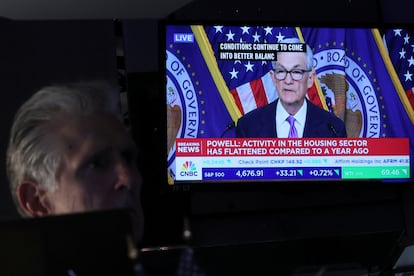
top-left (175, 138), bottom-right (409, 157)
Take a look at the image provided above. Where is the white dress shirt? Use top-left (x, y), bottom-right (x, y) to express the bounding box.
top-left (275, 100), bottom-right (307, 138)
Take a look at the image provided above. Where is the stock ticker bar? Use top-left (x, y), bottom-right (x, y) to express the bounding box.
top-left (174, 138), bottom-right (410, 181)
top-left (202, 167), bottom-right (342, 180)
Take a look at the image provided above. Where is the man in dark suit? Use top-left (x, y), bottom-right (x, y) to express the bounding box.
top-left (236, 38), bottom-right (347, 138)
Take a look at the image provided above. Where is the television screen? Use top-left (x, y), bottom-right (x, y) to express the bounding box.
top-left (164, 23), bottom-right (413, 187)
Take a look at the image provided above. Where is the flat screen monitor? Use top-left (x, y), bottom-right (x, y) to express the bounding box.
top-left (164, 23), bottom-right (413, 188)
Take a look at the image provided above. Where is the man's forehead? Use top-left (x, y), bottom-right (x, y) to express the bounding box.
top-left (277, 51), bottom-right (306, 58)
top-left (276, 52), bottom-right (307, 65)
top-left (50, 111), bottom-right (122, 129)
top-left (48, 112), bottom-right (131, 149)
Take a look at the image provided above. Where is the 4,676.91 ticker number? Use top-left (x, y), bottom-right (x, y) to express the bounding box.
top-left (236, 169), bottom-right (264, 178)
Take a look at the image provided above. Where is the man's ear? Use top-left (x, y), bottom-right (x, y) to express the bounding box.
top-left (269, 69), bottom-right (277, 84)
top-left (17, 181), bottom-right (51, 217)
top-left (307, 70), bottom-right (315, 89)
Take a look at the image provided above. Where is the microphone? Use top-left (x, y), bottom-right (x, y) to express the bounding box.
top-left (220, 121), bottom-right (235, 138)
top-left (328, 122), bottom-right (338, 137)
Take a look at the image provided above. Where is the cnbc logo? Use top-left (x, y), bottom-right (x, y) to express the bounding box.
top-left (180, 161), bottom-right (198, 177)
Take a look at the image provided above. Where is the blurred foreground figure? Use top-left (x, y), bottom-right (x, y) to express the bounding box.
top-left (6, 81), bottom-right (144, 243)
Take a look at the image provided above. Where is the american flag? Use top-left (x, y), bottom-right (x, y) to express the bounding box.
top-left (204, 25), bottom-right (323, 115)
top-left (383, 28), bottom-right (414, 111)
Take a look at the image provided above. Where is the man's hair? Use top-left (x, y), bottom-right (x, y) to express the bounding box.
top-left (6, 81), bottom-right (122, 216)
top-left (272, 37), bottom-right (314, 71)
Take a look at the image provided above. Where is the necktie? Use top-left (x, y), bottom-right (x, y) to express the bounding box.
top-left (287, 115), bottom-right (298, 138)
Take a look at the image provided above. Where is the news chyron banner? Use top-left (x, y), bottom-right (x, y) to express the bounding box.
top-left (174, 138), bottom-right (410, 181)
